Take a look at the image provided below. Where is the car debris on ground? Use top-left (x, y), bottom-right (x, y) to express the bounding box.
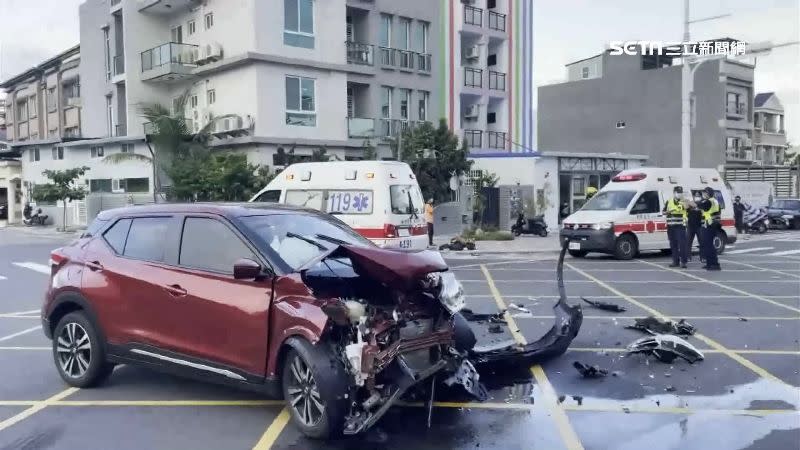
top-left (625, 316), bottom-right (696, 336)
top-left (460, 309), bottom-right (506, 323)
top-left (581, 297), bottom-right (627, 313)
top-left (508, 303), bottom-right (532, 314)
top-left (573, 361), bottom-right (609, 378)
top-left (626, 334), bottom-right (705, 363)
top-left (438, 236), bottom-right (476, 251)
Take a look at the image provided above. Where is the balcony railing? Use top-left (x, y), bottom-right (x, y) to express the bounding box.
top-left (141, 42), bottom-right (198, 72)
top-left (115, 123), bottom-right (127, 137)
top-left (346, 42), bottom-right (374, 66)
top-left (113, 55), bottom-right (125, 76)
top-left (464, 67), bottom-right (483, 88)
top-left (377, 119), bottom-right (429, 138)
top-left (488, 11), bottom-right (506, 31)
top-left (488, 71), bottom-right (506, 90)
top-left (417, 53), bottom-right (432, 72)
top-left (379, 46), bottom-right (395, 66)
top-left (347, 117), bottom-right (376, 138)
top-left (464, 130), bottom-right (483, 148)
top-left (143, 118), bottom-right (193, 135)
top-left (725, 148), bottom-right (747, 161)
top-left (378, 47), bottom-right (432, 73)
top-left (397, 49), bottom-right (414, 70)
top-left (464, 5), bottom-right (483, 27)
top-left (487, 131), bottom-right (507, 149)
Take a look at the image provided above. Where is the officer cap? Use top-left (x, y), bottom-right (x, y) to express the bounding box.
top-left (674, 186), bottom-right (683, 193)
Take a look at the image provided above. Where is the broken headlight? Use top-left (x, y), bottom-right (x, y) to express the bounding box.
top-left (437, 272), bottom-right (466, 314)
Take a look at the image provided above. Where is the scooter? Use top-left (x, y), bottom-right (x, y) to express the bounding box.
top-left (743, 207), bottom-right (769, 234)
top-left (511, 213), bottom-right (549, 237)
top-left (23, 207), bottom-right (48, 226)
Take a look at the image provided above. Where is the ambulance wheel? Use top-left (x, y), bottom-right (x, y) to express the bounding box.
top-left (614, 234), bottom-right (638, 260)
top-left (713, 231), bottom-right (726, 255)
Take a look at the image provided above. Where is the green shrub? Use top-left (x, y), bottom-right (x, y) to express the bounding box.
top-left (462, 229), bottom-right (514, 241)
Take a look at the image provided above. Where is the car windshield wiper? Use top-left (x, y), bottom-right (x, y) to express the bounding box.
top-left (314, 234), bottom-right (350, 246)
top-left (286, 232), bottom-right (327, 250)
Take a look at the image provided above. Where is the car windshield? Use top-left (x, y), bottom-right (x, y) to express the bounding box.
top-left (581, 190), bottom-right (636, 211)
top-left (774, 200), bottom-right (800, 210)
top-left (240, 213), bottom-right (372, 271)
top-left (390, 184), bottom-right (424, 216)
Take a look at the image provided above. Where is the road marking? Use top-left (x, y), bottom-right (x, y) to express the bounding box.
top-left (12, 262), bottom-right (50, 274)
top-left (560, 405), bottom-right (796, 416)
top-left (450, 259), bottom-right (541, 269)
top-left (720, 259), bottom-right (800, 279)
top-left (6, 309), bottom-right (40, 316)
top-left (0, 388), bottom-right (78, 433)
top-left (0, 325), bottom-right (42, 343)
top-left (465, 294), bottom-right (799, 299)
top-left (460, 279), bottom-right (797, 284)
top-left (767, 249), bottom-right (800, 257)
top-left (515, 315), bottom-right (800, 321)
top-left (725, 247), bottom-right (774, 255)
top-left (0, 275), bottom-right (6, 280)
top-left (0, 347), bottom-right (50, 351)
top-left (57, 400), bottom-right (286, 407)
top-left (252, 407), bottom-right (291, 450)
top-left (569, 347), bottom-right (800, 355)
top-left (482, 265), bottom-right (584, 450)
top-left (635, 259), bottom-right (800, 314)
top-left (0, 314), bottom-right (40, 319)
top-left (567, 263), bottom-right (789, 385)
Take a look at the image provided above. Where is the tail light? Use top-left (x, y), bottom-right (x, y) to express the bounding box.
top-left (50, 249), bottom-right (68, 277)
top-left (384, 224), bottom-right (398, 238)
top-left (411, 225), bottom-right (427, 236)
top-left (613, 173), bottom-right (647, 182)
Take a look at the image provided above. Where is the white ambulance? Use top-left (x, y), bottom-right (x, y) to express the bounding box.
top-left (560, 168), bottom-right (737, 260)
top-left (250, 161), bottom-right (429, 250)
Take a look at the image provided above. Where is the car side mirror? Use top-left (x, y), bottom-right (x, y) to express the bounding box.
top-left (233, 258), bottom-right (262, 280)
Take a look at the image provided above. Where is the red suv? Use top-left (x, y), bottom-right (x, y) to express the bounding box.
top-left (42, 203), bottom-right (581, 438)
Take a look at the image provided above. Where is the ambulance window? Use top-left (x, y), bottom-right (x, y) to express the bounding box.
top-left (630, 191), bottom-right (660, 214)
top-left (254, 190), bottom-right (281, 202)
top-left (285, 190), bottom-right (325, 211)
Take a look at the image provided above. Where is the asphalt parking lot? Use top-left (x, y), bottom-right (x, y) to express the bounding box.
top-left (0, 228), bottom-right (798, 450)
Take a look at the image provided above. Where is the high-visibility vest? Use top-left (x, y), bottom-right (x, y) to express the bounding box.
top-left (702, 198), bottom-right (721, 226)
top-left (665, 198), bottom-right (687, 226)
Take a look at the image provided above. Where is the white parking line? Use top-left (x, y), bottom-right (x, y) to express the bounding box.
top-left (0, 275), bottom-right (6, 281)
top-left (0, 325), bottom-right (42, 343)
top-left (767, 249), bottom-right (800, 257)
top-left (12, 262), bottom-right (50, 274)
top-left (725, 247), bottom-right (774, 255)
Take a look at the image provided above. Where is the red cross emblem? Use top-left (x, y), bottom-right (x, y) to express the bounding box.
top-left (645, 221), bottom-right (656, 233)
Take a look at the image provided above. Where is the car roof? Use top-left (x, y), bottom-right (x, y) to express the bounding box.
top-left (96, 202), bottom-right (319, 221)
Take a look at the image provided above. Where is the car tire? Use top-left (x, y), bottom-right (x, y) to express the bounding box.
top-left (538, 229), bottom-right (548, 238)
top-left (52, 311), bottom-right (114, 388)
top-left (713, 231), bottom-right (726, 255)
top-left (614, 234), bottom-right (638, 260)
top-left (281, 338), bottom-right (350, 439)
top-left (757, 222), bottom-right (767, 234)
top-left (453, 312), bottom-right (477, 352)
top-left (568, 250), bottom-right (588, 258)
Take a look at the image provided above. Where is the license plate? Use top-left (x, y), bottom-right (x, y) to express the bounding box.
top-left (568, 242), bottom-right (581, 250)
top-left (399, 239), bottom-right (412, 249)
top-left (398, 228), bottom-right (410, 237)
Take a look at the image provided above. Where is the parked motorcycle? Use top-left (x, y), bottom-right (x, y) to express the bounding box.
top-left (743, 206), bottom-right (769, 234)
top-left (23, 205), bottom-right (48, 226)
top-left (511, 213), bottom-right (549, 237)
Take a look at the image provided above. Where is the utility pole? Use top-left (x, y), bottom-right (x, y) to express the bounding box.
top-left (680, 0), bottom-right (692, 169)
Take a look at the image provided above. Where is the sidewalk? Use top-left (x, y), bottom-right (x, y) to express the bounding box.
top-left (0, 224), bottom-right (82, 240)
top-left (434, 233), bottom-right (561, 255)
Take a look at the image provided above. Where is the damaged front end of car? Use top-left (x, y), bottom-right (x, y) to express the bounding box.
top-left (302, 242), bottom-right (581, 436)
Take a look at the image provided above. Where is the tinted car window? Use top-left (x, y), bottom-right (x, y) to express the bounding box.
top-left (83, 217), bottom-right (110, 238)
top-left (124, 217), bottom-right (170, 262)
top-left (179, 217), bottom-right (257, 273)
top-left (103, 219), bottom-right (132, 254)
top-left (254, 190), bottom-right (281, 202)
top-left (630, 191), bottom-right (660, 214)
top-left (582, 191), bottom-right (635, 211)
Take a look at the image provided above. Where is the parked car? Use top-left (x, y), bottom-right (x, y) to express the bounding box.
top-left (766, 198), bottom-right (800, 230)
top-left (41, 203), bottom-right (582, 438)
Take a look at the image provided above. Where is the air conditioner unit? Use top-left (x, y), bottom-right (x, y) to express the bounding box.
top-left (111, 179), bottom-right (124, 194)
top-left (464, 105), bottom-right (479, 119)
top-left (216, 115), bottom-right (244, 132)
top-left (465, 45), bottom-right (480, 60)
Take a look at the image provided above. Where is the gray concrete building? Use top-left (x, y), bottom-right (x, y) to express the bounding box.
top-left (538, 49), bottom-right (756, 169)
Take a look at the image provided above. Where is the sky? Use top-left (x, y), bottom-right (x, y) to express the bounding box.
top-left (1, 0), bottom-right (798, 142)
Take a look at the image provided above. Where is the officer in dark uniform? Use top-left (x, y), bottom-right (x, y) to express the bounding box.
top-left (698, 186), bottom-right (722, 271)
top-left (686, 192), bottom-right (704, 263)
top-left (663, 186), bottom-right (688, 268)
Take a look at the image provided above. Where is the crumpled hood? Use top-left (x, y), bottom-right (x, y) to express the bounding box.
top-left (332, 245), bottom-right (448, 289)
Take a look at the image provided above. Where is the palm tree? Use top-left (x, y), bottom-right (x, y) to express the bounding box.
top-left (103, 91), bottom-right (231, 202)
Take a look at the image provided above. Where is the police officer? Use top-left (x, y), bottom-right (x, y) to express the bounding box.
top-left (585, 186), bottom-right (598, 201)
top-left (663, 186), bottom-right (688, 268)
top-left (685, 192), bottom-right (704, 263)
top-left (698, 186), bottom-right (722, 271)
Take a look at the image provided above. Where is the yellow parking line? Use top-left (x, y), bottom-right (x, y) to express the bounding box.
top-left (399, 400), bottom-right (535, 411)
top-left (54, 400), bottom-right (285, 407)
top-left (635, 259), bottom-right (800, 314)
top-left (721, 258), bottom-right (800, 279)
top-left (252, 407), bottom-right (291, 450)
top-left (0, 388), bottom-right (78, 433)
top-left (567, 264), bottom-right (787, 384)
top-left (561, 405), bottom-right (797, 416)
top-left (482, 265), bottom-right (585, 450)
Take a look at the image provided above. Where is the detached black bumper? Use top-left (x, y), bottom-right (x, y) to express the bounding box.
top-left (559, 228), bottom-right (616, 253)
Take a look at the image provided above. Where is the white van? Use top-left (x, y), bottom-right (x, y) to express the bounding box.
top-left (560, 168), bottom-right (737, 260)
top-left (250, 161), bottom-right (428, 250)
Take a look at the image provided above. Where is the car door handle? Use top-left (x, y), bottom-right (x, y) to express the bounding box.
top-left (164, 284), bottom-right (188, 297)
top-left (86, 261), bottom-right (103, 272)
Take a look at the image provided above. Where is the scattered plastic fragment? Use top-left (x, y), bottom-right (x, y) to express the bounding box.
top-left (488, 324), bottom-right (503, 334)
top-left (557, 395), bottom-right (566, 404)
top-left (626, 334), bottom-right (705, 364)
top-left (573, 361), bottom-right (608, 378)
top-left (738, 317), bottom-right (748, 322)
top-left (622, 407), bottom-right (631, 414)
top-left (581, 297), bottom-right (627, 313)
top-left (460, 308), bottom-right (506, 323)
top-left (626, 316), bottom-right (696, 336)
top-left (508, 303), bottom-right (531, 314)
top-left (572, 395), bottom-right (584, 406)
top-left (665, 385), bottom-right (677, 392)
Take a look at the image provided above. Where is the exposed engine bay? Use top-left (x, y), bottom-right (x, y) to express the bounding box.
top-left (300, 242), bottom-right (583, 435)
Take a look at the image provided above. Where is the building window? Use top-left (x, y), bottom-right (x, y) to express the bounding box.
top-left (90, 146), bottom-right (105, 158)
top-left (29, 147), bottom-right (40, 162)
top-left (285, 76), bottom-right (316, 126)
top-left (284, 0), bottom-right (314, 48)
top-left (170, 25), bottom-right (183, 43)
top-left (581, 66), bottom-right (590, 79)
top-left (616, 121), bottom-right (626, 129)
top-left (207, 89), bottom-right (216, 105)
top-left (726, 92), bottom-right (744, 115)
top-left (187, 20), bottom-right (196, 35)
top-left (204, 12), bottom-right (214, 29)
top-left (120, 143), bottom-right (133, 153)
top-left (47, 87), bottom-right (57, 112)
top-left (104, 27), bottom-right (111, 81)
top-left (16, 100), bottom-right (28, 121)
top-left (190, 95), bottom-right (198, 109)
top-left (381, 86), bottom-right (392, 118)
top-left (487, 112), bottom-right (496, 124)
top-left (90, 179), bottom-right (112, 193)
top-left (399, 18), bottom-right (411, 50)
top-left (63, 81), bottom-right (80, 103)
top-left (28, 96), bottom-right (37, 118)
top-left (106, 96), bottom-right (113, 136)
top-left (488, 54), bottom-right (497, 66)
top-left (52, 146), bottom-right (64, 160)
top-left (418, 91), bottom-right (429, 121)
top-left (380, 14), bottom-right (392, 47)
top-left (415, 21), bottom-right (429, 54)
top-left (399, 89), bottom-right (411, 120)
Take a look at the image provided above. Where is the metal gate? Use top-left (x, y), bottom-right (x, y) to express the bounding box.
top-left (724, 166), bottom-right (797, 198)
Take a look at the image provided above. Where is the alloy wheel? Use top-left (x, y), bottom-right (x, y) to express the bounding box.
top-left (286, 354), bottom-right (324, 427)
top-left (56, 322), bottom-right (92, 378)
